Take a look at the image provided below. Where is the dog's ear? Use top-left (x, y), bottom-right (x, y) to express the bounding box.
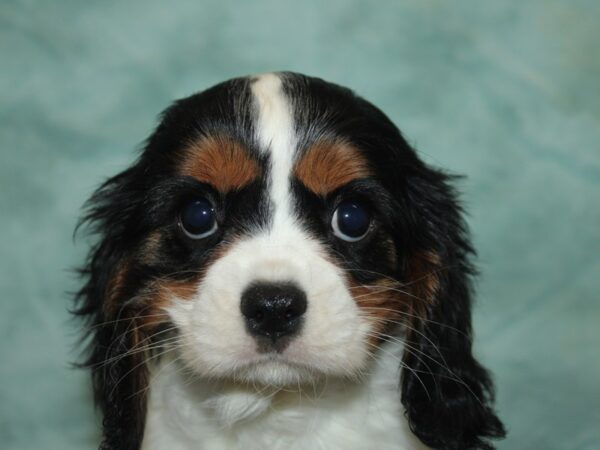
top-left (75, 165), bottom-right (149, 450)
top-left (398, 166), bottom-right (505, 450)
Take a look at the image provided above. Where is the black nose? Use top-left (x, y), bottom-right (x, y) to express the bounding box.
top-left (240, 282), bottom-right (307, 342)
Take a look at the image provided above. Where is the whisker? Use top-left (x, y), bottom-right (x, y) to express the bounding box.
top-left (366, 331), bottom-right (485, 406)
top-left (82, 312), bottom-right (171, 332)
top-left (364, 331), bottom-right (439, 389)
top-left (362, 339), bottom-right (431, 401)
top-left (364, 314), bottom-right (465, 360)
top-left (108, 346), bottom-right (176, 400)
top-left (125, 350), bottom-right (185, 401)
top-left (359, 305), bottom-right (468, 336)
top-left (91, 332), bottom-right (183, 368)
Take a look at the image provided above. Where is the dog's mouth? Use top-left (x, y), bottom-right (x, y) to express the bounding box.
top-left (172, 338), bottom-right (345, 387)
top-left (226, 354), bottom-right (325, 386)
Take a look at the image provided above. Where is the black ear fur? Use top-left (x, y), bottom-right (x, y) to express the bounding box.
top-left (75, 166), bottom-right (149, 450)
top-left (399, 166), bottom-right (506, 450)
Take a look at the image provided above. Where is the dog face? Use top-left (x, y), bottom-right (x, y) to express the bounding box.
top-left (77, 73), bottom-right (504, 449)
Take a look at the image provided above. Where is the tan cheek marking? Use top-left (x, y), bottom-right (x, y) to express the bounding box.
top-left (102, 232), bottom-right (169, 315)
top-left (294, 140), bottom-right (372, 195)
top-left (103, 259), bottom-right (131, 316)
top-left (180, 135), bottom-right (259, 192)
top-left (138, 238), bottom-right (239, 327)
top-left (138, 278), bottom-right (201, 330)
top-left (348, 251), bottom-right (441, 347)
top-left (405, 251), bottom-right (441, 316)
top-left (349, 277), bottom-right (404, 346)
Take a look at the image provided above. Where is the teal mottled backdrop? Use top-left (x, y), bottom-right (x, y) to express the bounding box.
top-left (1, 1), bottom-right (599, 449)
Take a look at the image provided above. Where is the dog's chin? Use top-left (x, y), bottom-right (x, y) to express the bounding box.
top-left (179, 350), bottom-right (360, 388)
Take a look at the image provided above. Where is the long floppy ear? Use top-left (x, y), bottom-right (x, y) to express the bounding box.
top-left (399, 167), bottom-right (505, 450)
top-left (75, 166), bottom-right (150, 450)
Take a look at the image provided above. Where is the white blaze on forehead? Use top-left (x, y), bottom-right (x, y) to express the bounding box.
top-left (251, 73), bottom-right (296, 228)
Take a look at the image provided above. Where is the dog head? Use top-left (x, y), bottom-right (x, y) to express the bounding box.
top-left (76, 72), bottom-right (504, 449)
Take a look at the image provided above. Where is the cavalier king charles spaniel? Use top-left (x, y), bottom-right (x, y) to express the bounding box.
top-left (76, 72), bottom-right (505, 450)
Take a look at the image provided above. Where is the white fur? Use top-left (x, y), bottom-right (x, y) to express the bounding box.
top-left (142, 73), bottom-right (424, 449)
top-left (142, 340), bottom-right (427, 450)
top-left (252, 72), bottom-right (296, 225)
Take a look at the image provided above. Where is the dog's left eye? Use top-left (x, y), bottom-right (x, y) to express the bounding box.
top-left (179, 197), bottom-right (218, 239)
top-left (331, 200), bottom-right (371, 242)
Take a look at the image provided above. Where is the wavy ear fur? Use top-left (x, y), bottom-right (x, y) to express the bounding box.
top-left (399, 166), bottom-right (505, 450)
top-left (75, 166), bottom-right (149, 450)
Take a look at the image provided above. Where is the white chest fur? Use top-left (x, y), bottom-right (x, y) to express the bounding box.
top-left (142, 340), bottom-right (427, 450)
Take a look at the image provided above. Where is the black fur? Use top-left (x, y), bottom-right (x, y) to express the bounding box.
top-left (76, 72), bottom-right (505, 449)
top-left (283, 74), bottom-right (505, 448)
top-left (75, 77), bottom-right (264, 448)
top-left (399, 167), bottom-right (505, 450)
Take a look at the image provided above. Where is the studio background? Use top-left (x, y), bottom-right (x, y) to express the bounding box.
top-left (1, 1), bottom-right (599, 449)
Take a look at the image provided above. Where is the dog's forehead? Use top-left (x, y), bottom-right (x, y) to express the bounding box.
top-left (174, 72), bottom-right (374, 211)
top-left (178, 73), bottom-right (372, 198)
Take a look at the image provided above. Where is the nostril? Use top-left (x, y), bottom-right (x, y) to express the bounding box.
top-left (283, 298), bottom-right (306, 320)
top-left (284, 309), bottom-right (294, 320)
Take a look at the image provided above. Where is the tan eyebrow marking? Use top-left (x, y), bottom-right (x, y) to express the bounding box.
top-left (179, 135), bottom-right (260, 192)
top-left (293, 140), bottom-right (372, 195)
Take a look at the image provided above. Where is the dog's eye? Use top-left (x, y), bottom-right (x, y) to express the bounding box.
top-left (331, 200), bottom-right (371, 242)
top-left (179, 197), bottom-right (218, 239)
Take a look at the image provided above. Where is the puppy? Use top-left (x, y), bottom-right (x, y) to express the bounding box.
top-left (76, 72), bottom-right (505, 450)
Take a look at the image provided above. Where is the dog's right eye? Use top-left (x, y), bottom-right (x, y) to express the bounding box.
top-left (179, 197), bottom-right (218, 239)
